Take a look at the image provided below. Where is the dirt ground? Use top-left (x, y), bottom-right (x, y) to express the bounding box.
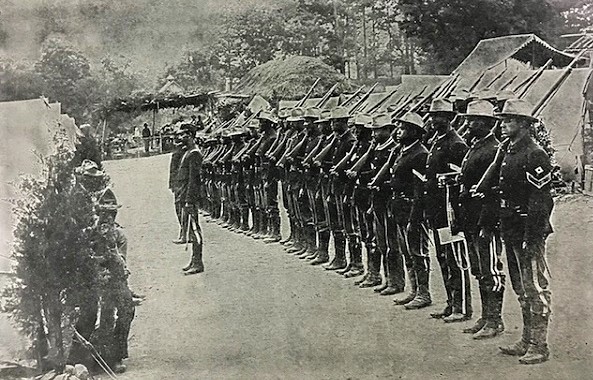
top-left (3, 152), bottom-right (593, 379)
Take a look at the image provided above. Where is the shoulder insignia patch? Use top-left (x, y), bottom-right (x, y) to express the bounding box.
top-left (526, 171), bottom-right (551, 189)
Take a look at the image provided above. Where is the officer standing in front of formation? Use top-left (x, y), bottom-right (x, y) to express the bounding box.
top-left (424, 98), bottom-right (472, 323)
top-left (458, 100), bottom-right (506, 339)
top-left (176, 123), bottom-right (205, 275)
top-left (388, 112), bottom-right (432, 309)
top-left (478, 99), bottom-right (554, 364)
top-left (170, 130), bottom-right (188, 243)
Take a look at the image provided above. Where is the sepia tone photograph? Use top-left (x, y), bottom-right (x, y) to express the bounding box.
top-left (0, 0), bottom-right (592, 379)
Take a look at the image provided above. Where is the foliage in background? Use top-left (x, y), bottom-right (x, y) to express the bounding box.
top-left (2, 142), bottom-right (102, 371)
top-left (397, 0), bottom-right (560, 73)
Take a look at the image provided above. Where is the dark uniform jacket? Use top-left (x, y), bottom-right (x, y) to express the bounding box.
top-left (330, 129), bottom-right (356, 195)
top-left (350, 139), bottom-right (373, 207)
top-left (176, 147), bottom-right (203, 205)
top-left (388, 140), bottom-right (428, 225)
top-left (365, 138), bottom-right (397, 208)
top-left (256, 129), bottom-right (278, 181)
top-left (169, 147), bottom-right (186, 191)
top-left (458, 133), bottom-right (500, 233)
top-left (497, 134), bottom-right (554, 243)
top-left (425, 129), bottom-right (468, 226)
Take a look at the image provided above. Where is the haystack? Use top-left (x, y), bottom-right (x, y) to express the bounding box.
top-left (235, 56), bottom-right (351, 101)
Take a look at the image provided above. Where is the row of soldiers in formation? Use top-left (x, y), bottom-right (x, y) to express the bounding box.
top-left (169, 94), bottom-right (554, 365)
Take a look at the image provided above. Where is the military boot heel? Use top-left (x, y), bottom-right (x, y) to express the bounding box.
top-left (500, 305), bottom-right (531, 356)
top-left (519, 314), bottom-right (550, 364)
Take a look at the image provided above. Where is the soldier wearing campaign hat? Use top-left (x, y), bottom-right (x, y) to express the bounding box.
top-left (363, 114), bottom-right (401, 293)
top-left (387, 112), bottom-right (432, 309)
top-left (478, 98), bottom-right (553, 364)
top-left (423, 98), bottom-right (472, 322)
top-left (341, 113), bottom-right (374, 279)
top-left (321, 106), bottom-right (356, 271)
top-left (457, 100), bottom-right (506, 338)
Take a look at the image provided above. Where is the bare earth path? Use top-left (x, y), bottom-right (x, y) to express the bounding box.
top-left (105, 154), bottom-right (593, 380)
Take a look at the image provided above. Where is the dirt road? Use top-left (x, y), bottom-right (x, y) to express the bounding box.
top-left (105, 153), bottom-right (592, 379)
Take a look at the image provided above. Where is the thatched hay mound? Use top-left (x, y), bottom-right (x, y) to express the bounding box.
top-left (236, 56), bottom-right (351, 101)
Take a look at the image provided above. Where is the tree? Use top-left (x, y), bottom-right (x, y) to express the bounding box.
top-left (35, 38), bottom-right (93, 121)
top-left (162, 49), bottom-right (222, 91)
top-left (398, 0), bottom-right (559, 73)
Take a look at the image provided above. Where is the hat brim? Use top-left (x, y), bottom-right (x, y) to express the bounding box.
top-left (286, 117), bottom-right (305, 122)
top-left (83, 170), bottom-right (105, 177)
top-left (314, 118), bottom-right (330, 124)
top-left (366, 123), bottom-right (394, 129)
top-left (428, 110), bottom-right (456, 115)
top-left (396, 120), bottom-right (425, 133)
top-left (259, 116), bottom-right (278, 123)
top-left (496, 112), bottom-right (538, 122)
top-left (461, 113), bottom-right (497, 119)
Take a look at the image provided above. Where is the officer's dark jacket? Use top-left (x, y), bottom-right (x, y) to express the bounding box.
top-left (330, 129), bottom-right (356, 194)
top-left (257, 129), bottom-right (279, 180)
top-left (349, 139), bottom-right (372, 205)
top-left (300, 132), bottom-right (323, 187)
top-left (497, 134), bottom-right (554, 243)
top-left (458, 133), bottom-right (500, 232)
top-left (169, 146), bottom-right (186, 190)
top-left (388, 140), bottom-right (428, 224)
top-left (425, 128), bottom-right (468, 224)
top-left (176, 147), bottom-right (203, 205)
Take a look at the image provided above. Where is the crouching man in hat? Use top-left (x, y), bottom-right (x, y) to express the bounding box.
top-left (176, 124), bottom-right (205, 275)
top-left (478, 99), bottom-right (553, 364)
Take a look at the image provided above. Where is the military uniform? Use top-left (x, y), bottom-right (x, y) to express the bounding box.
top-left (176, 140), bottom-right (205, 274)
top-left (458, 132), bottom-right (505, 336)
top-left (496, 133), bottom-right (553, 363)
top-left (388, 139), bottom-right (431, 308)
top-left (425, 128), bottom-right (471, 320)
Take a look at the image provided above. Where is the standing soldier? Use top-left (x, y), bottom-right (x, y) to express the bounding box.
top-left (171, 130), bottom-right (188, 243)
top-left (458, 100), bottom-right (506, 339)
top-left (256, 110), bottom-right (281, 241)
top-left (322, 106), bottom-right (356, 271)
top-left (176, 124), bottom-right (205, 275)
top-left (424, 98), bottom-right (471, 322)
top-left (343, 113), bottom-right (374, 279)
top-left (388, 112), bottom-right (432, 309)
top-left (479, 99), bottom-right (553, 364)
top-left (365, 114), bottom-right (400, 294)
top-left (306, 110), bottom-right (335, 265)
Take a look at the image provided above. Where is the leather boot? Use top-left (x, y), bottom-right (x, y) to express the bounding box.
top-left (394, 268), bottom-right (417, 305)
top-left (305, 231), bottom-right (320, 259)
top-left (473, 291), bottom-right (505, 339)
top-left (310, 230), bottom-right (330, 265)
top-left (299, 225), bottom-right (317, 258)
top-left (500, 304), bottom-right (531, 356)
top-left (324, 233), bottom-right (347, 270)
top-left (464, 287), bottom-right (487, 333)
top-left (254, 213), bottom-right (269, 239)
top-left (184, 243), bottom-right (204, 275)
top-left (247, 209), bottom-right (260, 237)
top-left (354, 273), bottom-right (368, 285)
top-left (404, 284), bottom-right (432, 309)
top-left (264, 212), bottom-right (282, 243)
top-left (519, 314), bottom-right (550, 364)
top-left (240, 207), bottom-right (250, 232)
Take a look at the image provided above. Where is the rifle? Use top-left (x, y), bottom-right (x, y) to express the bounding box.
top-left (346, 141), bottom-right (375, 174)
top-left (341, 86), bottom-right (365, 108)
top-left (278, 133), bottom-right (308, 167)
top-left (531, 50), bottom-right (587, 118)
top-left (364, 87), bottom-right (400, 114)
top-left (348, 83), bottom-right (378, 114)
top-left (312, 134), bottom-right (338, 165)
top-left (498, 74), bottom-right (519, 91)
top-left (484, 66), bottom-right (509, 89)
top-left (434, 73), bottom-right (460, 99)
top-left (316, 83), bottom-right (339, 108)
top-left (295, 78), bottom-right (321, 108)
top-left (392, 85), bottom-right (429, 118)
top-left (513, 58), bottom-right (553, 97)
top-left (368, 147), bottom-right (399, 188)
top-left (331, 143), bottom-right (358, 173)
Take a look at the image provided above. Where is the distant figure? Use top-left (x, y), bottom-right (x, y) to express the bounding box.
top-left (191, 114), bottom-right (204, 130)
top-left (142, 123), bottom-right (152, 152)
